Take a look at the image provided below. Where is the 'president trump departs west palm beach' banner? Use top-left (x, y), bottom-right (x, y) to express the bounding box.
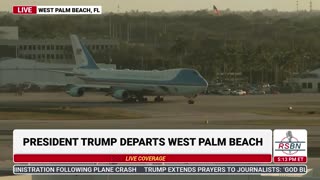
top-left (13, 129), bottom-right (273, 163)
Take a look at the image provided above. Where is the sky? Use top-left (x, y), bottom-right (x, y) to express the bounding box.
top-left (1, 0), bottom-right (318, 12)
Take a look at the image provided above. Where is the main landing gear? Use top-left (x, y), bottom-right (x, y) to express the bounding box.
top-left (154, 96), bottom-right (164, 102)
top-left (123, 97), bottom-right (137, 103)
top-left (138, 97), bottom-right (148, 103)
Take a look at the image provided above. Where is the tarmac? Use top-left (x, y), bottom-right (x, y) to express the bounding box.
top-left (0, 92), bottom-right (319, 177)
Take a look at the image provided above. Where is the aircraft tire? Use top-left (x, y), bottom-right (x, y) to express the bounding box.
top-left (138, 97), bottom-right (148, 103)
top-left (188, 99), bottom-right (195, 104)
top-left (154, 96), bottom-right (164, 102)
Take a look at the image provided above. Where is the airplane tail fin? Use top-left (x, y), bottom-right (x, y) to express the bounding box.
top-left (70, 34), bottom-right (99, 69)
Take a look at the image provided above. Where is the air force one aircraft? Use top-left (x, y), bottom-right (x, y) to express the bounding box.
top-left (58, 35), bottom-right (208, 104)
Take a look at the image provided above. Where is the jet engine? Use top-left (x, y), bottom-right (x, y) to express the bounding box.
top-left (66, 87), bottom-right (84, 97)
top-left (112, 89), bottom-right (129, 100)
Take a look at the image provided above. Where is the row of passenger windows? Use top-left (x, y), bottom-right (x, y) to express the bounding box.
top-left (302, 82), bottom-right (313, 89)
top-left (19, 45), bottom-right (111, 51)
top-left (20, 54), bottom-right (73, 60)
top-left (19, 45), bottom-right (68, 51)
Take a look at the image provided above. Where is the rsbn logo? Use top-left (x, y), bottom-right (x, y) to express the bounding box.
top-left (275, 131), bottom-right (306, 155)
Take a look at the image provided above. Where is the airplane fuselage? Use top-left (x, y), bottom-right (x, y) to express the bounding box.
top-left (76, 68), bottom-right (208, 97)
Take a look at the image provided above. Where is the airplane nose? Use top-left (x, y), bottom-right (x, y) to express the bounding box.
top-left (201, 77), bottom-right (209, 87)
top-left (200, 77), bottom-right (209, 92)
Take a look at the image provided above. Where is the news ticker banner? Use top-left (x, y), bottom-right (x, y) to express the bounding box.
top-left (13, 129), bottom-right (307, 164)
top-left (13, 165), bottom-right (307, 175)
top-left (12, 6), bottom-right (102, 15)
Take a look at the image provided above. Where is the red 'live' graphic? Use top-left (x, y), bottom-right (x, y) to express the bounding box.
top-left (12, 6), bottom-right (37, 14)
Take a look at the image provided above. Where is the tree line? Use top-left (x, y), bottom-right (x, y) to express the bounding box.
top-left (1, 10), bottom-right (320, 84)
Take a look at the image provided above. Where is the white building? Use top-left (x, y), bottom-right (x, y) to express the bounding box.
top-left (287, 68), bottom-right (320, 93)
top-left (0, 26), bottom-right (119, 64)
top-left (0, 58), bottom-right (76, 87)
top-left (0, 58), bottom-right (116, 88)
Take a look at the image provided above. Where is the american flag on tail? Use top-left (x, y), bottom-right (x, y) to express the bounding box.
top-left (213, 5), bottom-right (220, 15)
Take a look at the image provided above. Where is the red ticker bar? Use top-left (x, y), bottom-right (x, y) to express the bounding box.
top-left (12, 6), bottom-right (37, 14)
top-left (14, 154), bottom-right (272, 163)
top-left (273, 156), bottom-right (307, 163)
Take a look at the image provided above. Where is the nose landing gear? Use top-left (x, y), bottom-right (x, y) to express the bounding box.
top-left (186, 94), bottom-right (197, 104)
top-left (188, 99), bottom-right (195, 104)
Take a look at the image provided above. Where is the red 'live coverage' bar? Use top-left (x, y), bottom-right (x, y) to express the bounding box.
top-left (12, 6), bottom-right (37, 14)
top-left (14, 154), bottom-right (272, 163)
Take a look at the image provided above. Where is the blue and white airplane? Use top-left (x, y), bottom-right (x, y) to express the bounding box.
top-left (58, 35), bottom-right (208, 104)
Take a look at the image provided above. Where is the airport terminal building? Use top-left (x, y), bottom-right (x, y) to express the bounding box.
top-left (286, 68), bottom-right (320, 93)
top-left (0, 26), bottom-right (117, 88)
top-left (0, 26), bottom-right (119, 64)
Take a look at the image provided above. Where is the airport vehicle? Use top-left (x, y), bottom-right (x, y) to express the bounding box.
top-left (54, 35), bottom-right (208, 104)
top-left (218, 88), bottom-right (232, 95)
top-left (231, 89), bottom-right (246, 96)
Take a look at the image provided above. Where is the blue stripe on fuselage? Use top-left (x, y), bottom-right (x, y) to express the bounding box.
top-left (80, 69), bottom-right (208, 87)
